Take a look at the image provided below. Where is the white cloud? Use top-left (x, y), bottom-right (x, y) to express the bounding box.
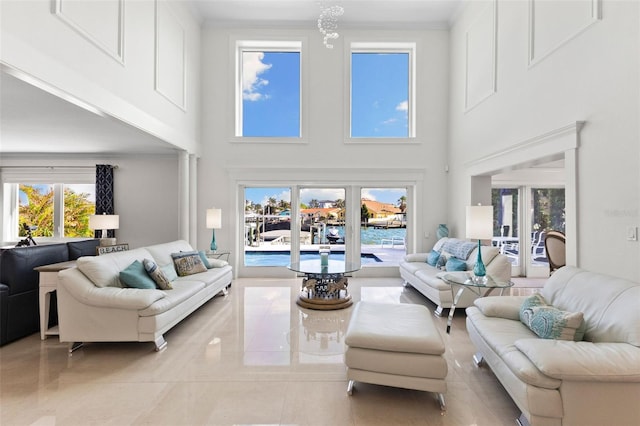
top-left (396, 100), bottom-right (408, 112)
top-left (243, 52), bottom-right (272, 101)
top-left (382, 118), bottom-right (398, 125)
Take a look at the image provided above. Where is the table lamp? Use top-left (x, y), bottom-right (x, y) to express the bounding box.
top-left (89, 213), bottom-right (119, 246)
top-left (466, 205), bottom-right (493, 284)
top-left (206, 208), bottom-right (222, 252)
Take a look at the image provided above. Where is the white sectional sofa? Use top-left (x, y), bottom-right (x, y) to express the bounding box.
top-left (466, 266), bottom-right (640, 426)
top-left (399, 237), bottom-right (511, 315)
top-left (57, 240), bottom-right (232, 351)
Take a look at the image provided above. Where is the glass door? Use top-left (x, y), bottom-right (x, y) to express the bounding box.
top-left (243, 186), bottom-right (292, 267)
top-left (528, 187), bottom-right (565, 277)
top-left (492, 188), bottom-right (521, 277)
top-left (299, 186), bottom-right (347, 260)
top-left (360, 187), bottom-right (407, 267)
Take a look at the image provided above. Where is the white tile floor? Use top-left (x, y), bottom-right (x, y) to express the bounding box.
top-left (0, 278), bottom-right (538, 425)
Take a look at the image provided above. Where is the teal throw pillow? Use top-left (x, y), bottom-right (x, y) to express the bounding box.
top-left (426, 249), bottom-right (440, 267)
top-left (526, 306), bottom-right (585, 341)
top-left (120, 260), bottom-right (157, 289)
top-left (445, 257), bottom-right (467, 272)
top-left (198, 250), bottom-right (213, 269)
top-left (436, 254), bottom-right (447, 269)
top-left (143, 258), bottom-right (172, 290)
top-left (519, 293), bottom-right (547, 325)
top-left (160, 263), bottom-right (178, 282)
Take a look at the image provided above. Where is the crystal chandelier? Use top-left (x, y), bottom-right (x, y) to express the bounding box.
top-left (317, 3), bottom-right (344, 49)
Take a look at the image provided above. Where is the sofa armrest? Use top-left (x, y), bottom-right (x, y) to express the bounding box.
top-left (59, 268), bottom-right (166, 310)
top-left (515, 339), bottom-right (640, 382)
top-left (473, 296), bottom-right (529, 320)
top-left (404, 253), bottom-right (429, 263)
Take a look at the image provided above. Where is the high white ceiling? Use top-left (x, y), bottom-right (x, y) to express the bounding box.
top-left (0, 0), bottom-right (462, 156)
top-left (187, 0), bottom-right (462, 27)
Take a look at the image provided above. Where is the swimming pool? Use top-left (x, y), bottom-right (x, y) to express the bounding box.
top-left (244, 251), bottom-right (382, 267)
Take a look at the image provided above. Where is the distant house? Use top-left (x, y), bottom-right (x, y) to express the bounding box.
top-left (361, 199), bottom-right (401, 220)
top-left (300, 207), bottom-right (341, 223)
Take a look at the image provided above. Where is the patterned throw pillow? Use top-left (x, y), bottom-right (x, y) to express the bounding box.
top-left (426, 249), bottom-right (440, 267)
top-left (119, 260), bottom-right (157, 289)
top-left (143, 258), bottom-right (172, 290)
top-left (171, 251), bottom-right (207, 277)
top-left (519, 293), bottom-right (547, 325)
top-left (527, 306), bottom-right (585, 341)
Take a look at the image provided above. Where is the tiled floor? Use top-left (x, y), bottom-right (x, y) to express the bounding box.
top-left (0, 278), bottom-right (538, 425)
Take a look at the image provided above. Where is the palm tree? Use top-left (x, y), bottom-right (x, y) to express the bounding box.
top-left (397, 195), bottom-right (407, 213)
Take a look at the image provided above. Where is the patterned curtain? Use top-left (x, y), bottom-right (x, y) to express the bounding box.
top-left (95, 164), bottom-right (116, 238)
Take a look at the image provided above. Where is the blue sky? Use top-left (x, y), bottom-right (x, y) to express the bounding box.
top-left (242, 51), bottom-right (408, 138)
top-left (245, 187), bottom-right (406, 208)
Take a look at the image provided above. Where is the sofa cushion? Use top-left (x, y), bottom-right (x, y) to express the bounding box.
top-left (426, 249), bottom-right (440, 266)
top-left (541, 266), bottom-right (640, 345)
top-left (143, 258), bottom-right (173, 290)
top-left (172, 251), bottom-right (208, 276)
top-left (119, 260), bottom-right (157, 289)
top-left (76, 248), bottom-right (153, 288)
top-left (207, 258), bottom-right (229, 268)
top-left (138, 279), bottom-right (206, 317)
top-left (145, 240), bottom-right (195, 267)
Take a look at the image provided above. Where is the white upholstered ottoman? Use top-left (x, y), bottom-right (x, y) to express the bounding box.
top-left (344, 301), bottom-right (447, 411)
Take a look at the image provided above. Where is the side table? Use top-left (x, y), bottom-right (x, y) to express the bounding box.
top-left (34, 260), bottom-right (77, 340)
top-left (441, 272), bottom-right (513, 334)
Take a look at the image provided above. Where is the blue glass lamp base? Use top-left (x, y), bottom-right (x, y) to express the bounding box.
top-left (210, 230), bottom-right (217, 252)
top-left (473, 239), bottom-right (487, 283)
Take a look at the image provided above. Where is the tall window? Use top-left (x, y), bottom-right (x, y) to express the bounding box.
top-left (236, 41), bottom-right (302, 138)
top-left (349, 42), bottom-right (416, 140)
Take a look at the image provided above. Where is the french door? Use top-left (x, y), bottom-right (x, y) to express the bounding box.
top-left (493, 186), bottom-right (565, 278)
top-left (239, 184), bottom-right (410, 277)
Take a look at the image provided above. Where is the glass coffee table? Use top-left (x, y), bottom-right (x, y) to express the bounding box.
top-left (441, 272), bottom-right (513, 334)
top-left (288, 260), bottom-right (360, 310)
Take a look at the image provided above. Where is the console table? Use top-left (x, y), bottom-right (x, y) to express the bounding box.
top-left (288, 260), bottom-right (359, 310)
top-left (34, 260), bottom-right (77, 339)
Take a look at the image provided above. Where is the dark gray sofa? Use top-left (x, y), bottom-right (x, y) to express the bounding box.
top-left (0, 239), bottom-right (100, 346)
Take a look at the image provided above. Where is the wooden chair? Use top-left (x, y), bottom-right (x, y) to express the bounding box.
top-left (544, 230), bottom-right (566, 275)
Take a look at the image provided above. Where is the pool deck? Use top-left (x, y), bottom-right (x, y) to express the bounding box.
top-left (244, 241), bottom-right (407, 264)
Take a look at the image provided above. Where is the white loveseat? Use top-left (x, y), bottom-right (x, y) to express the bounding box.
top-left (399, 237), bottom-right (511, 315)
top-left (466, 266), bottom-right (640, 426)
top-left (57, 240), bottom-right (232, 351)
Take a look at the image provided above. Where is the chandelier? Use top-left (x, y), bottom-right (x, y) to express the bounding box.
top-left (317, 3), bottom-right (344, 49)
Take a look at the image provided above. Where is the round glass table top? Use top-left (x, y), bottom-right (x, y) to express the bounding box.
top-left (288, 260), bottom-right (360, 275)
top-left (442, 271), bottom-right (513, 288)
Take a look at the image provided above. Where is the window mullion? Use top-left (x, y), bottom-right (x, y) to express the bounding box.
top-left (54, 183), bottom-right (64, 238)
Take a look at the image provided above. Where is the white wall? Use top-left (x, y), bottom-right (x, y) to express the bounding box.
top-left (197, 26), bottom-right (450, 259)
top-left (0, 154), bottom-right (181, 249)
top-left (448, 0), bottom-right (640, 281)
top-left (0, 0), bottom-right (201, 154)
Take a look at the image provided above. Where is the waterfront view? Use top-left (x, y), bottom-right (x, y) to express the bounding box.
top-left (243, 186), bottom-right (407, 267)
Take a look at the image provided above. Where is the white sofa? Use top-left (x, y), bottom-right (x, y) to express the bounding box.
top-left (57, 240), bottom-right (232, 351)
top-left (399, 237), bottom-right (511, 315)
top-left (466, 266), bottom-right (640, 426)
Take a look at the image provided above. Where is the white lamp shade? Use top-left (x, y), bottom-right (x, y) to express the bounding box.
top-left (206, 208), bottom-right (222, 229)
top-left (89, 214), bottom-right (119, 230)
top-left (465, 205), bottom-right (493, 240)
